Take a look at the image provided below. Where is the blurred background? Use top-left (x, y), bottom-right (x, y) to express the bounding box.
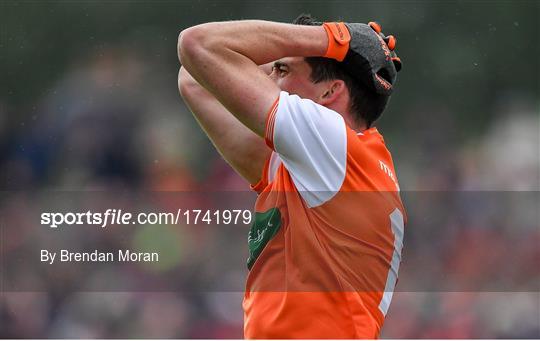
top-left (1, 0), bottom-right (539, 338)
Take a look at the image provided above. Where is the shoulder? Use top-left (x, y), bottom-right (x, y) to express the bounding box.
top-left (343, 127), bottom-right (400, 191)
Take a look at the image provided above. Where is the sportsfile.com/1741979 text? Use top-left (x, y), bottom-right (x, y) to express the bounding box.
top-left (40, 209), bottom-right (252, 228)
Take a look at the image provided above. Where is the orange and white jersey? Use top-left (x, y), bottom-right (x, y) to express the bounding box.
top-left (243, 91), bottom-right (406, 339)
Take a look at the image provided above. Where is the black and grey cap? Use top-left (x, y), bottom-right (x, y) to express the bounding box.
top-left (342, 21), bottom-right (402, 96)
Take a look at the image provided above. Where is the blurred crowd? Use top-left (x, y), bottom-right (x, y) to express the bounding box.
top-left (1, 28), bottom-right (539, 339)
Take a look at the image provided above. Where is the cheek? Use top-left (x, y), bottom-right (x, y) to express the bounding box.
top-left (275, 78), bottom-right (294, 93)
top-left (277, 77), bottom-right (314, 98)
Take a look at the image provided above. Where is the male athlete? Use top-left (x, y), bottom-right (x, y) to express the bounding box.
top-left (178, 15), bottom-right (405, 338)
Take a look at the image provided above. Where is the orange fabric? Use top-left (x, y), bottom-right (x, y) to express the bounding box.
top-left (244, 127), bottom-right (405, 338)
top-left (386, 35), bottom-right (396, 50)
top-left (322, 22), bottom-right (351, 61)
top-left (391, 56), bottom-right (402, 72)
top-left (368, 21), bottom-right (382, 33)
top-left (264, 96), bottom-right (280, 149)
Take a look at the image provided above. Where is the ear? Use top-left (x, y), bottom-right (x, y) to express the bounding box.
top-left (318, 79), bottom-right (346, 106)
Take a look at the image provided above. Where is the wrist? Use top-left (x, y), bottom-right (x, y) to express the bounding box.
top-left (322, 22), bottom-right (351, 61)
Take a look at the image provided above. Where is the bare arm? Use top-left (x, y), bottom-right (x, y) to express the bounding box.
top-left (178, 66), bottom-right (271, 185)
top-left (177, 20), bottom-right (328, 136)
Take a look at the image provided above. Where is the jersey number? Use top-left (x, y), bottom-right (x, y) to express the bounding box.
top-left (378, 208), bottom-right (404, 316)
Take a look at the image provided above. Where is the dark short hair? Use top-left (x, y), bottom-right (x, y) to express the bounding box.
top-left (293, 14), bottom-right (390, 128)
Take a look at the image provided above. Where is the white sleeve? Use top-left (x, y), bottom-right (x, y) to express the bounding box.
top-left (265, 91), bottom-right (347, 207)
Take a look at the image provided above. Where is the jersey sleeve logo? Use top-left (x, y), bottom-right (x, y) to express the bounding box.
top-left (247, 207), bottom-right (281, 270)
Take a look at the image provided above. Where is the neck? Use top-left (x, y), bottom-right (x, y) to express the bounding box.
top-left (325, 102), bottom-right (366, 133)
top-left (344, 115), bottom-right (367, 133)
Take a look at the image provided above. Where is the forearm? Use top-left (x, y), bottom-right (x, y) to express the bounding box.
top-left (178, 66), bottom-right (242, 141)
top-left (178, 67), bottom-right (271, 184)
top-left (178, 63), bottom-right (273, 95)
top-left (179, 20), bottom-right (327, 66)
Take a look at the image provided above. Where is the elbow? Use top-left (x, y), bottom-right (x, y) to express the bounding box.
top-left (177, 27), bottom-right (191, 63)
top-left (178, 67), bottom-right (203, 101)
top-left (177, 27), bottom-right (194, 65)
top-left (178, 68), bottom-right (193, 99)
top-left (177, 23), bottom-right (220, 99)
top-left (177, 25), bottom-right (211, 66)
